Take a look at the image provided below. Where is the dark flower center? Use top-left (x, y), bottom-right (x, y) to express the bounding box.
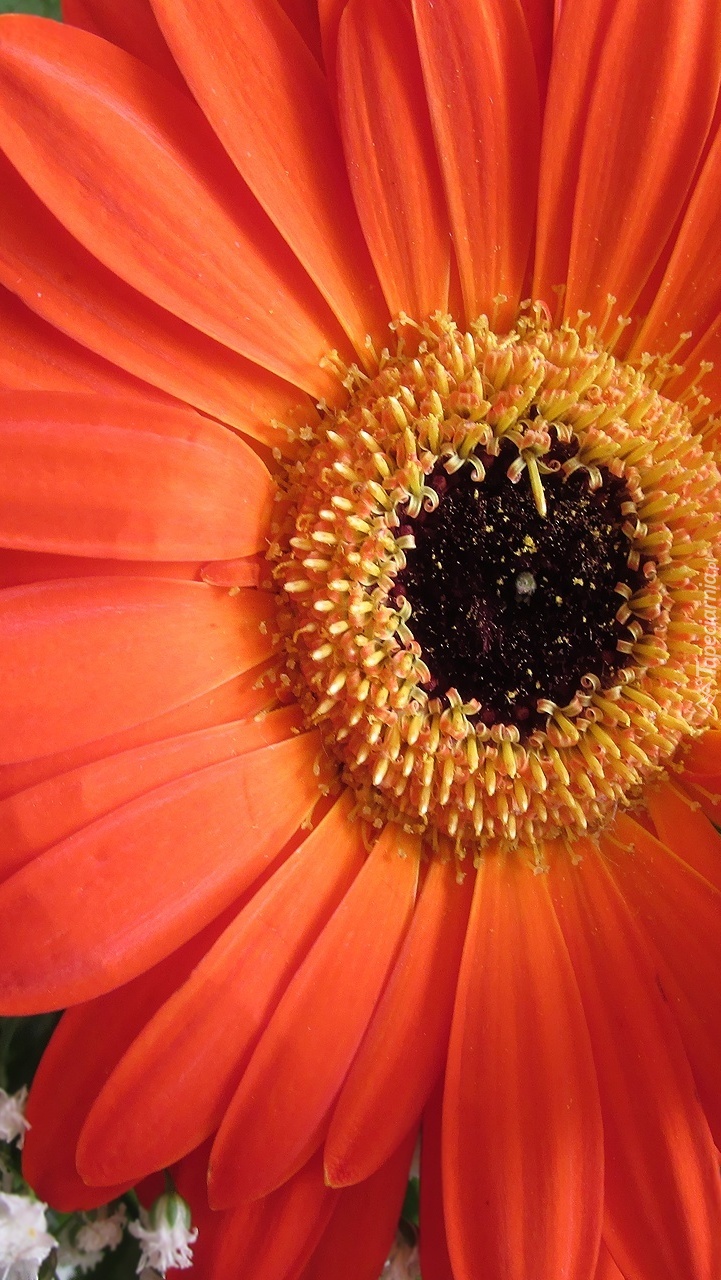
top-left (394, 439), bottom-right (645, 736)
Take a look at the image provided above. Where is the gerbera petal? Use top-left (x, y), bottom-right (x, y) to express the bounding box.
top-left (0, 19), bottom-right (350, 396)
top-left (682, 729), bottom-right (721, 775)
top-left (0, 155), bottom-right (317, 449)
top-left (298, 1131), bottom-right (416, 1280)
top-left (276, 0), bottom-right (323, 61)
top-left (61, 0), bottom-right (184, 87)
top-left (148, 0), bottom-right (387, 355)
top-left (563, 0), bottom-right (721, 323)
top-left (419, 1078), bottom-right (454, 1280)
top-left (642, 781), bottom-right (721, 891)
top-left (324, 855), bottom-right (472, 1186)
top-left (336, 0), bottom-right (450, 320)
top-left (317, 0), bottom-right (346, 89)
top-left (200, 557), bottom-right (262, 589)
top-left (551, 849), bottom-right (721, 1280)
top-left (0, 664), bottom-right (276, 802)
top-left (200, 1153), bottom-right (338, 1280)
top-left (683, 776), bottom-right (721, 829)
top-left (76, 794), bottom-right (365, 1184)
top-left (0, 731), bottom-right (320, 1011)
top-left (0, 392), bottom-right (273, 562)
top-left (0, 707), bottom-right (302, 882)
top-left (520, 0), bottom-right (553, 101)
top-left (604, 817), bottom-right (721, 1149)
top-left (633, 125), bottom-right (721, 358)
top-left (0, 577), bottom-right (274, 762)
top-left (208, 824), bottom-right (420, 1206)
top-left (533, 0), bottom-right (621, 306)
top-left (411, 0), bottom-right (540, 328)
top-left (444, 852), bottom-right (603, 1280)
top-left (22, 918), bottom-right (229, 1210)
top-left (0, 287), bottom-right (169, 401)
top-left (594, 1245), bottom-right (625, 1280)
top-left (0, 549), bottom-right (201, 590)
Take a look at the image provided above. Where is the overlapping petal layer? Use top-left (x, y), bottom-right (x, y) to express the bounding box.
top-left (0, 18), bottom-right (350, 395)
top-left (0, 2), bottom-right (720, 1279)
top-left (0, 391), bottom-right (274, 560)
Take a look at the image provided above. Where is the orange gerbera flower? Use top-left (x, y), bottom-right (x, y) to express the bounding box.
top-left (1, 1), bottom-right (721, 1277)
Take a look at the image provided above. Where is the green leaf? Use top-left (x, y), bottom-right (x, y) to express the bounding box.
top-left (0, 0), bottom-right (62, 15)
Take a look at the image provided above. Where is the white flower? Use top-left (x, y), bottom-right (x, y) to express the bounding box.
top-left (75, 1205), bottom-right (126, 1255)
top-left (129, 1196), bottom-right (197, 1276)
top-left (0, 1192), bottom-right (56, 1280)
top-left (0, 1092), bottom-right (30, 1151)
top-left (55, 1243), bottom-right (103, 1280)
top-left (56, 1204), bottom-right (128, 1279)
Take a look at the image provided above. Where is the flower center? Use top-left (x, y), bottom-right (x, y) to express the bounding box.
top-left (271, 311), bottom-right (721, 859)
top-left (394, 437), bottom-right (646, 737)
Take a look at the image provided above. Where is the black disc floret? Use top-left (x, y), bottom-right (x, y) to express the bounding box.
top-left (394, 437), bottom-right (649, 736)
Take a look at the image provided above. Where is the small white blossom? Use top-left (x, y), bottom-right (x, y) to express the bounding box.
top-left (129, 1195), bottom-right (197, 1276)
top-left (0, 1092), bottom-right (30, 1151)
top-left (56, 1204), bottom-right (128, 1279)
top-left (76, 1205), bottom-right (126, 1255)
top-left (0, 1192), bottom-right (56, 1280)
top-left (55, 1243), bottom-right (103, 1280)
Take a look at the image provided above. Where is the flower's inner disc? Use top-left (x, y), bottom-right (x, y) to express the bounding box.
top-left (395, 438), bottom-right (642, 736)
top-left (273, 311), bottom-right (721, 857)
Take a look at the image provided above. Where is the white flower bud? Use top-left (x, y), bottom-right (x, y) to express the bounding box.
top-left (129, 1195), bottom-right (197, 1276)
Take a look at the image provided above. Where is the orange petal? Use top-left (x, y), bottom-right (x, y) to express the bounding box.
top-left (0, 549), bottom-right (201, 589)
top-left (533, 0), bottom-right (621, 306)
top-left (632, 128), bottom-right (721, 357)
top-left (520, 0), bottom-right (553, 102)
top-left (641, 781), bottom-right (721, 893)
top-left (76, 794), bottom-right (365, 1184)
top-left (61, 0), bottom-right (184, 86)
top-left (299, 1131), bottom-right (416, 1280)
top-left (0, 156), bottom-right (316, 450)
top-left (681, 729), bottom-right (721, 776)
top-left (325, 855), bottom-right (471, 1186)
top-left (208, 823), bottom-right (420, 1205)
top-left (0, 18), bottom-right (350, 397)
top-left (603, 818), bottom-right (721, 1150)
top-left (551, 849), bottom-right (721, 1280)
top-left (0, 286), bottom-right (169, 401)
top-left (0, 391), bottom-right (273, 561)
top-left (0, 731), bottom-right (320, 1011)
top-left (594, 1244), bottom-right (626, 1280)
top-left (205, 1153), bottom-right (339, 1280)
top-left (22, 916), bottom-right (229, 1210)
top-left (337, 0), bottom-right (450, 320)
top-left (0, 706), bottom-right (301, 882)
top-left (411, 0), bottom-right (539, 328)
top-left (563, 0), bottom-right (721, 323)
top-left (149, 0), bottom-right (387, 356)
top-left (0, 663), bottom-right (276, 802)
top-left (419, 1077), bottom-right (454, 1280)
top-left (683, 777), bottom-right (721, 832)
top-left (317, 0), bottom-right (346, 84)
top-left (275, 0), bottom-right (323, 62)
top-left (0, 577), bottom-right (274, 762)
top-left (200, 557), bottom-right (261, 589)
top-left (444, 852), bottom-right (603, 1280)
